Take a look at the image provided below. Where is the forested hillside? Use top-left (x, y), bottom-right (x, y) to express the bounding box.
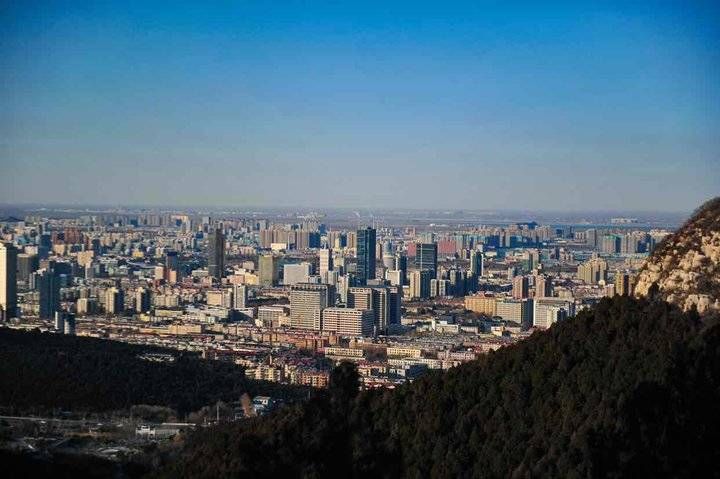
top-left (0, 329), bottom-right (306, 416)
top-left (155, 296), bottom-right (720, 478)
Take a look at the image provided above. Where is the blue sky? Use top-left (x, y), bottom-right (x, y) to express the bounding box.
top-left (1, 1), bottom-right (718, 211)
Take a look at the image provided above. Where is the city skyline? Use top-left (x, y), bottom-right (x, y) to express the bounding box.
top-left (2, 2), bottom-right (718, 211)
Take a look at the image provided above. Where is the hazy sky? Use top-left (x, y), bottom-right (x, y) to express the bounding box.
top-left (1, 1), bottom-right (718, 211)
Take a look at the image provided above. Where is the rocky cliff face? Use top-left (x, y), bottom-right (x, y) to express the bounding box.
top-left (634, 197), bottom-right (720, 314)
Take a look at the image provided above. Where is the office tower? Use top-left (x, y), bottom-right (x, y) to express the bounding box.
top-left (38, 233), bottom-right (51, 259)
top-left (512, 275), bottom-right (529, 299)
top-left (577, 256), bottom-right (609, 284)
top-left (105, 287), bottom-right (125, 315)
top-left (614, 271), bottom-right (632, 296)
top-left (470, 249), bottom-right (484, 278)
top-left (356, 227), bottom-right (376, 285)
top-left (409, 270), bottom-right (432, 299)
top-left (259, 254), bottom-right (278, 287)
top-left (319, 248), bottom-right (333, 278)
top-left (289, 283), bottom-right (335, 330)
top-left (388, 285), bottom-right (402, 327)
top-left (34, 268), bottom-right (60, 319)
top-left (233, 284), bottom-right (248, 309)
top-left (165, 250), bottom-right (181, 283)
top-left (416, 243), bottom-right (438, 278)
top-left (17, 253), bottom-right (39, 284)
top-left (135, 287), bottom-right (152, 313)
top-left (321, 307), bottom-right (374, 337)
top-left (0, 242), bottom-right (17, 320)
top-left (535, 274), bottom-right (553, 298)
top-left (283, 262), bottom-right (312, 285)
top-left (207, 228), bottom-right (225, 280)
top-left (393, 253), bottom-right (407, 286)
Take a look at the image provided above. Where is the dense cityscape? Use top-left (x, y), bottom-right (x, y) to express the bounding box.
top-left (2, 2), bottom-right (718, 477)
top-left (0, 207), bottom-right (679, 391)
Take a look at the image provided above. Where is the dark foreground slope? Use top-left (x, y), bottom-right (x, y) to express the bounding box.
top-left (0, 329), bottom-right (305, 416)
top-left (155, 297), bottom-right (720, 479)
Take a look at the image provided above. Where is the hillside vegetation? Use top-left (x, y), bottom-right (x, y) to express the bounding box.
top-left (0, 329), bottom-right (306, 417)
top-left (155, 296), bottom-right (720, 478)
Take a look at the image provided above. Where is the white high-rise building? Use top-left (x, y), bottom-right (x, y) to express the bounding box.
top-left (0, 242), bottom-right (17, 320)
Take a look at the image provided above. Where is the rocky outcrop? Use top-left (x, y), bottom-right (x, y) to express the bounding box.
top-left (634, 197), bottom-right (720, 314)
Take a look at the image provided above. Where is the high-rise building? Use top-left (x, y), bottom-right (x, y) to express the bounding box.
top-left (614, 271), bottom-right (632, 296)
top-left (105, 287), bottom-right (125, 315)
top-left (535, 274), bottom-right (553, 298)
top-left (135, 287), bottom-right (152, 313)
top-left (394, 254), bottom-right (408, 285)
top-left (259, 255), bottom-right (278, 287)
top-left (17, 253), bottom-right (39, 284)
top-left (0, 242), bottom-right (18, 320)
top-left (207, 228), bottom-right (225, 280)
top-left (469, 249), bottom-right (484, 278)
top-left (356, 227), bottom-right (376, 285)
top-left (347, 285), bottom-right (399, 334)
top-left (409, 270), bottom-right (432, 299)
top-left (165, 250), bottom-right (181, 283)
top-left (416, 243), bottom-right (438, 278)
top-left (289, 283), bottom-right (335, 330)
top-left (601, 235), bottom-right (621, 254)
top-left (512, 275), bottom-right (529, 299)
top-left (319, 248), bottom-right (333, 277)
top-left (321, 307), bottom-right (374, 337)
top-left (34, 268), bottom-right (60, 319)
top-left (233, 284), bottom-right (248, 309)
top-left (577, 256), bottom-right (609, 284)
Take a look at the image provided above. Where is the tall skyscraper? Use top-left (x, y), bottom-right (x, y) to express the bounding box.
top-left (470, 249), bottom-right (484, 278)
top-left (207, 228), bottom-right (225, 280)
top-left (319, 248), bottom-right (333, 278)
top-left (416, 243), bottom-right (438, 279)
top-left (0, 242), bottom-right (18, 320)
top-left (356, 227), bottom-right (376, 285)
top-left (35, 268), bottom-right (60, 319)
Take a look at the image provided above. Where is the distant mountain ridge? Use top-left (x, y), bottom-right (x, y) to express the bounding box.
top-left (634, 197), bottom-right (720, 314)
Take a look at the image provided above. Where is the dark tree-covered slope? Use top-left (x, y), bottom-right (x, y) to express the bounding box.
top-left (155, 296), bottom-right (720, 478)
top-left (0, 329), bottom-right (306, 416)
